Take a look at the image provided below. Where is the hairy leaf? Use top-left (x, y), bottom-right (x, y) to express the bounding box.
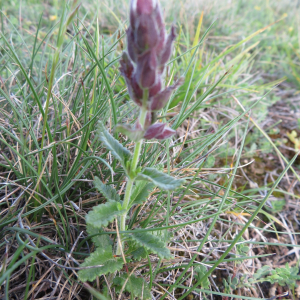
top-left (97, 122), bottom-right (131, 168)
top-left (94, 176), bottom-right (120, 202)
top-left (136, 167), bottom-right (185, 191)
top-left (129, 232), bottom-right (171, 259)
top-left (131, 247), bottom-right (148, 260)
top-left (86, 201), bottom-right (125, 228)
top-left (151, 229), bottom-right (172, 243)
top-left (130, 180), bottom-right (154, 207)
top-left (113, 273), bottom-right (151, 300)
top-left (126, 240), bottom-right (148, 260)
top-left (78, 247), bottom-right (123, 282)
top-left (115, 124), bottom-right (144, 142)
top-left (87, 225), bottom-right (112, 249)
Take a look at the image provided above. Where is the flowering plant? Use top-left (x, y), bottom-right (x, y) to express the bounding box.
top-left (78, 0), bottom-right (184, 297)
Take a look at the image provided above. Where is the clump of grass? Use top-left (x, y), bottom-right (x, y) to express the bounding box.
top-left (1, 0), bottom-right (299, 299)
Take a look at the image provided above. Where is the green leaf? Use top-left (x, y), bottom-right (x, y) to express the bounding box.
top-left (263, 264), bottom-right (300, 288)
top-left (115, 124), bottom-right (144, 142)
top-left (126, 240), bottom-right (148, 260)
top-left (136, 167), bottom-right (185, 191)
top-left (131, 247), bottom-right (148, 260)
top-left (130, 181), bottom-right (154, 207)
top-left (94, 176), bottom-right (120, 202)
top-left (253, 265), bottom-right (272, 280)
top-left (97, 121), bottom-right (131, 168)
top-left (195, 265), bottom-right (210, 289)
top-left (86, 201), bottom-right (125, 228)
top-left (129, 232), bottom-right (171, 259)
top-left (78, 247), bottom-right (123, 282)
top-left (151, 229), bottom-right (172, 243)
top-left (113, 273), bottom-right (151, 300)
top-left (86, 225), bottom-right (112, 249)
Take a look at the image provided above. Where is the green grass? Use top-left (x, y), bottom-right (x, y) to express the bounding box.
top-left (0, 0), bottom-right (299, 299)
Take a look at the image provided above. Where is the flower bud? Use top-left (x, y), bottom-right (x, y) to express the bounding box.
top-left (119, 52), bottom-right (134, 79)
top-left (120, 52), bottom-right (143, 106)
top-left (127, 28), bottom-right (137, 62)
top-left (159, 25), bottom-right (176, 66)
top-left (144, 123), bottom-right (176, 140)
top-left (135, 50), bottom-right (157, 88)
top-left (149, 77), bottom-right (184, 111)
top-left (149, 79), bottom-right (162, 98)
top-left (144, 111), bottom-right (157, 129)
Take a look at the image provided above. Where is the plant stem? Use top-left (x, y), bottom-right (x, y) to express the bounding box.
top-left (131, 105), bottom-right (147, 171)
top-left (116, 89), bottom-right (149, 256)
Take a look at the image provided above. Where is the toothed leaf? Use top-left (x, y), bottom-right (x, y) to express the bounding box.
top-left (130, 181), bottom-right (154, 207)
top-left (136, 167), bottom-right (185, 191)
top-left (78, 247), bottom-right (123, 282)
top-left (86, 225), bottom-right (113, 249)
top-left (94, 177), bottom-right (120, 202)
top-left (97, 122), bottom-right (131, 168)
top-left (113, 274), bottom-right (151, 300)
top-left (129, 232), bottom-right (171, 259)
top-left (152, 229), bottom-right (172, 243)
top-left (86, 201), bottom-right (125, 228)
top-left (131, 247), bottom-right (148, 260)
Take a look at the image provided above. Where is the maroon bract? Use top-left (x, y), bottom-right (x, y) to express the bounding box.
top-left (149, 77), bottom-right (184, 111)
top-left (144, 123), bottom-right (176, 140)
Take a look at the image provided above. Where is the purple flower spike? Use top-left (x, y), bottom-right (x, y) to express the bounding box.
top-left (119, 0), bottom-right (183, 141)
top-left (129, 0), bottom-right (163, 57)
top-left (122, 0), bottom-right (180, 102)
top-left (144, 123), bottom-right (176, 140)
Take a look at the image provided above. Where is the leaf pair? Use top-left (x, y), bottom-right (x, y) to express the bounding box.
top-left (78, 247), bottom-right (123, 282)
top-left (78, 226), bottom-right (122, 282)
top-left (97, 122), bottom-right (185, 190)
top-left (97, 122), bottom-right (131, 171)
top-left (129, 232), bottom-right (171, 259)
top-left (116, 122), bottom-right (177, 141)
top-left (86, 201), bottom-right (125, 228)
